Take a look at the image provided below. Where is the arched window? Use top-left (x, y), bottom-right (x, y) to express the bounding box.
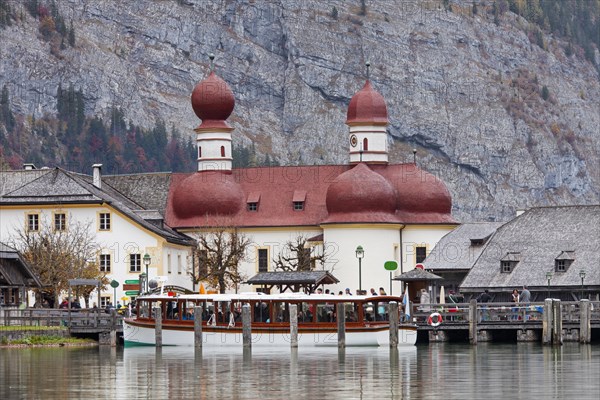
top-left (363, 138), bottom-right (369, 151)
top-left (220, 146), bottom-right (225, 157)
top-left (198, 146), bottom-right (202, 158)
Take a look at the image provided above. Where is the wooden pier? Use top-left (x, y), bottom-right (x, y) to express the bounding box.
top-left (0, 307), bottom-right (123, 346)
top-left (411, 299), bottom-right (600, 344)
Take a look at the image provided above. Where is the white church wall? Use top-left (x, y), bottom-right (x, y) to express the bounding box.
top-left (322, 225), bottom-right (403, 295)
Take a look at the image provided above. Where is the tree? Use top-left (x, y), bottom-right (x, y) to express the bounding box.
top-left (11, 217), bottom-right (106, 308)
top-left (273, 235), bottom-right (330, 272)
top-left (191, 220), bottom-right (251, 294)
top-left (541, 85), bottom-right (550, 101)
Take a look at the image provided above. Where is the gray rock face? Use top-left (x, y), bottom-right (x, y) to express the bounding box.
top-left (1, 0), bottom-right (598, 222)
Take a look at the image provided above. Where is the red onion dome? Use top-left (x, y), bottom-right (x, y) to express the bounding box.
top-left (390, 165), bottom-right (452, 214)
top-left (326, 163), bottom-right (396, 215)
top-left (191, 71), bottom-right (235, 129)
top-left (172, 171), bottom-right (243, 218)
top-left (346, 80), bottom-right (388, 126)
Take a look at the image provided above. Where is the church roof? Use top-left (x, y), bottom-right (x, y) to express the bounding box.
top-left (165, 163), bottom-right (457, 229)
top-left (460, 206), bottom-right (600, 290)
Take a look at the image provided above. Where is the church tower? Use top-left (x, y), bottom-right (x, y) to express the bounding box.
top-left (345, 63), bottom-right (389, 164)
top-left (190, 57), bottom-right (235, 172)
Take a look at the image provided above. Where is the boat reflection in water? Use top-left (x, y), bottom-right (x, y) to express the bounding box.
top-left (123, 292), bottom-right (417, 347)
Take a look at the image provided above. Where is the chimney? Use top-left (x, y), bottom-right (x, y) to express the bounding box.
top-left (23, 163), bottom-right (36, 170)
top-left (92, 164), bottom-right (102, 189)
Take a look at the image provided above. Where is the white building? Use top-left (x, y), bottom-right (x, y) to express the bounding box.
top-left (0, 165), bottom-right (194, 307)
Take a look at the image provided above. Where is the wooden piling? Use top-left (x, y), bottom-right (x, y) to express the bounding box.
top-left (289, 304), bottom-right (298, 348)
top-left (110, 309), bottom-right (117, 347)
top-left (552, 299), bottom-right (563, 345)
top-left (579, 299), bottom-right (591, 344)
top-left (242, 304), bottom-right (251, 348)
top-left (336, 302), bottom-right (345, 348)
top-left (389, 301), bottom-right (398, 348)
top-left (194, 306), bottom-right (202, 348)
top-left (468, 300), bottom-right (477, 345)
top-left (154, 307), bottom-right (162, 347)
top-left (542, 299), bottom-right (553, 345)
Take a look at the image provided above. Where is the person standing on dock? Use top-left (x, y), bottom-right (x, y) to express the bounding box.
top-left (520, 286), bottom-right (531, 305)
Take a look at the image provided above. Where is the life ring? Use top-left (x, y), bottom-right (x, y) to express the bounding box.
top-left (427, 312), bottom-right (443, 327)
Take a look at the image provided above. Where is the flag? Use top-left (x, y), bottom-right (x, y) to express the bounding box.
top-left (403, 286), bottom-right (410, 321)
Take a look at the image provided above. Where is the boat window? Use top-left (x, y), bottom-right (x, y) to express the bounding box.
top-left (363, 302), bottom-right (375, 322)
top-left (254, 301), bottom-right (270, 323)
top-left (374, 301), bottom-right (389, 321)
top-left (274, 302), bottom-right (288, 323)
top-left (344, 303), bottom-right (357, 323)
top-left (316, 303), bottom-right (335, 322)
top-left (298, 302), bottom-right (314, 323)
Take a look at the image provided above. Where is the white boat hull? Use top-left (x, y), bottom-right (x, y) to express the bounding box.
top-left (123, 320), bottom-right (417, 347)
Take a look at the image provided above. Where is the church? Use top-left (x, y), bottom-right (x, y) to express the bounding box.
top-left (164, 66), bottom-right (458, 295)
top-left (0, 65), bottom-right (458, 303)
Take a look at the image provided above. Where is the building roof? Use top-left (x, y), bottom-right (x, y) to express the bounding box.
top-left (460, 206), bottom-right (600, 290)
top-left (423, 222), bottom-right (503, 271)
top-left (393, 268), bottom-right (443, 282)
top-left (102, 172), bottom-right (172, 214)
top-left (191, 71), bottom-right (235, 130)
top-left (0, 168), bottom-right (193, 247)
top-left (166, 163), bottom-right (457, 229)
top-left (246, 271), bottom-right (340, 285)
top-left (0, 242), bottom-right (43, 287)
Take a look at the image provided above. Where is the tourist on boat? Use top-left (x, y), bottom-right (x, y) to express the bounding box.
top-left (345, 288), bottom-right (353, 295)
top-left (370, 288), bottom-right (377, 296)
top-left (316, 288), bottom-right (323, 294)
top-left (379, 287), bottom-right (387, 295)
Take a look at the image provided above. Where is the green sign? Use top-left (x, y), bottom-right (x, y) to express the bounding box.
top-left (110, 280), bottom-right (119, 289)
top-left (124, 280), bottom-right (139, 285)
top-left (125, 290), bottom-right (139, 296)
top-left (384, 261), bottom-right (398, 271)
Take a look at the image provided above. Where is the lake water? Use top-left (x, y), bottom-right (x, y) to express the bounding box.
top-left (1, 343), bottom-right (599, 399)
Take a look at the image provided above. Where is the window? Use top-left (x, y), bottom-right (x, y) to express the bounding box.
top-left (363, 138), bottom-right (369, 151)
top-left (258, 249), bottom-right (268, 272)
top-left (54, 213), bottom-right (66, 231)
top-left (556, 260), bottom-right (566, 272)
top-left (167, 254), bottom-right (172, 274)
top-left (416, 246), bottom-right (427, 263)
top-left (99, 254), bottom-right (111, 272)
top-left (27, 214), bottom-right (39, 232)
top-left (247, 203), bottom-right (258, 211)
top-left (220, 146), bottom-right (225, 157)
top-left (99, 213), bottom-right (111, 231)
top-left (198, 146), bottom-right (202, 158)
top-left (293, 201), bottom-right (304, 211)
top-left (100, 296), bottom-right (110, 308)
top-left (177, 255), bottom-right (182, 275)
top-left (197, 250), bottom-right (208, 277)
top-left (129, 254), bottom-right (141, 273)
top-left (501, 261), bottom-right (513, 273)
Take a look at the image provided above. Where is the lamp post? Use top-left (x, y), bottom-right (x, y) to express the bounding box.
top-left (355, 245), bottom-right (364, 292)
top-left (579, 269), bottom-right (586, 300)
top-left (546, 271), bottom-right (553, 299)
top-left (143, 253), bottom-right (151, 293)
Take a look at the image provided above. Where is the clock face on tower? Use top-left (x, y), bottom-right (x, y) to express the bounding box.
top-left (350, 134), bottom-right (358, 148)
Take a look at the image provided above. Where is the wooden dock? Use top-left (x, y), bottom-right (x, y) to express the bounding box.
top-left (0, 307), bottom-right (123, 345)
top-left (411, 299), bottom-right (600, 344)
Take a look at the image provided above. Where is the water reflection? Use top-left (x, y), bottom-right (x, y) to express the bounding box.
top-left (1, 344), bottom-right (599, 399)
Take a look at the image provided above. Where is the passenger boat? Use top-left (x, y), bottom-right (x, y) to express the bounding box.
top-left (123, 292), bottom-right (417, 347)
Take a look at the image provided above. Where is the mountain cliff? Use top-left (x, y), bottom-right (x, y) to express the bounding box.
top-left (0, 0), bottom-right (599, 222)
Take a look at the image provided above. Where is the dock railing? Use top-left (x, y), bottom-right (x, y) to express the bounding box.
top-left (410, 300), bottom-right (600, 326)
top-left (0, 307), bottom-right (122, 332)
